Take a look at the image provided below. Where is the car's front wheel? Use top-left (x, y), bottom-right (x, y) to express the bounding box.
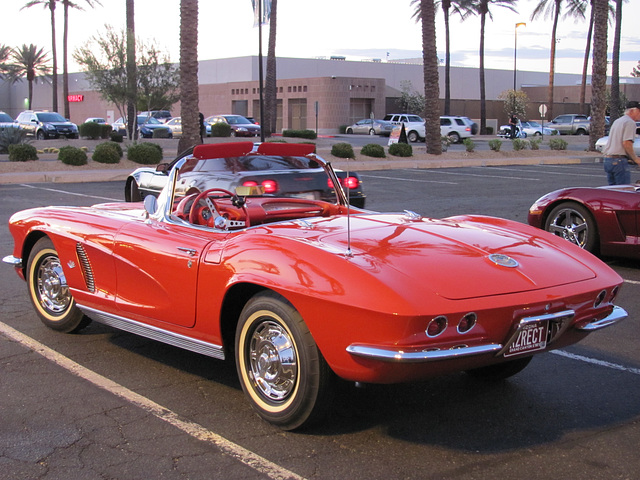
top-left (346, 128), bottom-right (353, 134)
top-left (368, 129), bottom-right (376, 136)
top-left (408, 131), bottom-right (419, 143)
top-left (26, 237), bottom-right (91, 333)
top-left (544, 202), bottom-right (598, 253)
top-left (235, 291), bottom-right (335, 430)
top-left (36, 130), bottom-right (45, 140)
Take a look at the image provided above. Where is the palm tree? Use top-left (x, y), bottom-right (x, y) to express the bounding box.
top-left (0, 45), bottom-right (12, 79)
top-left (530, 0), bottom-right (586, 122)
top-left (22, 0), bottom-right (59, 112)
top-left (62, 1), bottom-right (103, 119)
top-left (589, 0), bottom-right (608, 151)
top-left (608, 0), bottom-right (623, 122)
top-left (126, 0), bottom-right (136, 140)
top-left (468, 0), bottom-right (518, 134)
top-left (411, 0), bottom-right (473, 115)
top-left (264, 0), bottom-right (278, 137)
top-left (420, 0), bottom-right (442, 154)
top-left (178, 0), bottom-right (200, 152)
top-left (8, 44), bottom-right (51, 109)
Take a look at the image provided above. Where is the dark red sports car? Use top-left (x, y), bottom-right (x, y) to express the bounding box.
top-left (528, 184), bottom-right (640, 259)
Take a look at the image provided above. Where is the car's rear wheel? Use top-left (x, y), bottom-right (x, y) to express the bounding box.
top-left (235, 291), bottom-right (334, 430)
top-left (465, 356), bottom-right (532, 380)
top-left (26, 237), bottom-right (91, 333)
top-left (544, 202), bottom-right (598, 253)
top-left (448, 132), bottom-right (460, 143)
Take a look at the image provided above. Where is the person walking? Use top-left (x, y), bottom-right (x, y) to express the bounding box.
top-left (509, 113), bottom-right (518, 139)
top-left (602, 101), bottom-right (640, 185)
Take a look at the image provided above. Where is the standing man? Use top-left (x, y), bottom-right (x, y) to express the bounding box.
top-left (602, 101), bottom-right (640, 185)
top-left (509, 113), bottom-right (518, 139)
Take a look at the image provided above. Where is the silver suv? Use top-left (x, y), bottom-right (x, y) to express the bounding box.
top-left (15, 110), bottom-right (79, 139)
top-left (440, 116), bottom-right (477, 143)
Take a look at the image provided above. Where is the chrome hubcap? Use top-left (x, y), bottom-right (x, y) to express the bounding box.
top-left (249, 321), bottom-right (297, 401)
top-left (37, 256), bottom-right (71, 314)
top-left (548, 209), bottom-right (588, 248)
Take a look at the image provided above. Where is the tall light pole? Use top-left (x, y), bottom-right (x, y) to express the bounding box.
top-left (514, 22), bottom-right (526, 91)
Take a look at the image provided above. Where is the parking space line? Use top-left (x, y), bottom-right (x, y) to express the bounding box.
top-left (361, 174), bottom-right (458, 185)
top-left (20, 184), bottom-right (120, 202)
top-left (471, 166), bottom-right (604, 178)
top-left (551, 350), bottom-right (640, 376)
top-left (0, 321), bottom-right (306, 480)
top-left (401, 169), bottom-right (539, 181)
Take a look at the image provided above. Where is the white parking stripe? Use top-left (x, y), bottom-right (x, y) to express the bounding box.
top-left (471, 165), bottom-right (604, 178)
top-left (20, 183), bottom-right (120, 202)
top-left (401, 169), bottom-right (539, 181)
top-left (0, 321), bottom-right (306, 480)
top-left (551, 350), bottom-right (640, 376)
top-left (624, 279), bottom-right (640, 285)
top-left (362, 174), bottom-right (458, 185)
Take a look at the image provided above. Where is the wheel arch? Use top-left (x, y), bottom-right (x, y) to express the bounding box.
top-left (18, 230), bottom-right (49, 278)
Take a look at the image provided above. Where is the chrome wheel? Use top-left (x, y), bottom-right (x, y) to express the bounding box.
top-left (544, 202), bottom-right (598, 253)
top-left (36, 255), bottom-right (71, 314)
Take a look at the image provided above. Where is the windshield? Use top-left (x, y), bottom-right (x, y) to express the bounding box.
top-left (36, 112), bottom-right (67, 122)
top-left (0, 113), bottom-right (13, 122)
top-left (224, 115), bottom-right (251, 125)
top-left (138, 116), bottom-right (161, 124)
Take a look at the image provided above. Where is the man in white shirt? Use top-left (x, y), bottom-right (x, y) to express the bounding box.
top-left (602, 100), bottom-right (640, 185)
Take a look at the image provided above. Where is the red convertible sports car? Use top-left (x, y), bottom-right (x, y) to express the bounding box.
top-left (4, 142), bottom-right (627, 430)
top-left (528, 185), bottom-right (640, 259)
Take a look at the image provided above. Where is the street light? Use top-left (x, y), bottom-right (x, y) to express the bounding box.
top-left (514, 22), bottom-right (526, 91)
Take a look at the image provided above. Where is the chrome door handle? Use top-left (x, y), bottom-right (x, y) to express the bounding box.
top-left (177, 247), bottom-right (197, 256)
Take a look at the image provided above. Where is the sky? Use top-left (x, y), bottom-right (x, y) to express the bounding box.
top-left (3, 0), bottom-right (640, 78)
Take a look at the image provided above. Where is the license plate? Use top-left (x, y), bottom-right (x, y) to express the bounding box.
top-left (504, 320), bottom-right (548, 357)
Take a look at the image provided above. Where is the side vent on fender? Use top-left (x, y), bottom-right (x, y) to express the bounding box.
top-left (75, 243), bottom-right (96, 293)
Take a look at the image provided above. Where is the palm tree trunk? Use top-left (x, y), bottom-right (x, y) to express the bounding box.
top-left (443, 7), bottom-right (451, 115)
top-left (579, 3), bottom-right (594, 116)
top-left (547, 5), bottom-right (560, 122)
top-left (265, 0), bottom-right (278, 137)
top-left (49, 0), bottom-right (58, 112)
top-left (479, 11), bottom-right (486, 134)
top-left (126, 0), bottom-right (136, 140)
top-left (609, 0), bottom-right (622, 122)
top-left (421, 0), bottom-right (441, 154)
top-left (63, 0), bottom-right (70, 119)
top-left (178, 0), bottom-right (201, 152)
top-left (589, 0), bottom-right (608, 151)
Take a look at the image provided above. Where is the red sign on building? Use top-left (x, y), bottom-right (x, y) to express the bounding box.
top-left (67, 94), bottom-right (84, 102)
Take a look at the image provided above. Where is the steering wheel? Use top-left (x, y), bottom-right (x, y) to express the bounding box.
top-left (188, 188), bottom-right (247, 228)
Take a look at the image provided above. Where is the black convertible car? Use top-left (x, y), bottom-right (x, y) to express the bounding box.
top-left (125, 142), bottom-right (366, 208)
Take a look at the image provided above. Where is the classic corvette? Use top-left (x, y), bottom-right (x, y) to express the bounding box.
top-left (529, 184), bottom-right (640, 259)
top-left (124, 144), bottom-right (366, 208)
top-left (4, 142), bottom-right (627, 430)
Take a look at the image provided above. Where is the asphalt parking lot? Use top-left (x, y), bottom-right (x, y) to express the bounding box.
top-left (1, 160), bottom-right (639, 479)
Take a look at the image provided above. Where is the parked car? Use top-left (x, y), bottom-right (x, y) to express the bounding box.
top-left (345, 118), bottom-right (394, 136)
top-left (124, 142), bottom-right (366, 208)
top-left (204, 114), bottom-right (261, 137)
top-left (549, 114), bottom-right (590, 135)
top-left (0, 111), bottom-right (16, 132)
top-left (139, 110), bottom-right (172, 123)
top-left (439, 116), bottom-right (477, 143)
top-left (383, 114), bottom-right (425, 142)
top-left (164, 117), bottom-right (183, 138)
top-left (594, 135), bottom-right (640, 156)
top-left (84, 117), bottom-right (108, 125)
top-left (529, 184), bottom-right (640, 258)
top-left (520, 121), bottom-right (558, 136)
top-left (4, 141), bottom-right (626, 430)
top-left (112, 115), bottom-right (172, 138)
top-left (14, 110), bottom-right (78, 139)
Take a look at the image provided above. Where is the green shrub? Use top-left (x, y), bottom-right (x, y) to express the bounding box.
top-left (331, 142), bottom-right (355, 159)
top-left (282, 129), bottom-right (317, 139)
top-left (549, 137), bottom-right (568, 151)
top-left (463, 138), bottom-right (475, 152)
top-left (78, 122), bottom-right (103, 139)
top-left (127, 142), bottom-right (163, 164)
top-left (92, 142), bottom-right (121, 164)
top-left (360, 143), bottom-right (386, 158)
top-left (530, 138), bottom-right (542, 150)
top-left (210, 122), bottom-right (232, 137)
top-left (58, 146), bottom-right (88, 166)
top-left (485, 126), bottom-right (494, 135)
top-left (8, 143), bottom-right (38, 161)
top-left (0, 126), bottom-right (28, 154)
top-left (338, 125), bottom-right (348, 134)
top-left (152, 127), bottom-right (171, 138)
top-left (512, 138), bottom-right (528, 151)
top-left (100, 124), bottom-right (113, 139)
top-left (488, 139), bottom-right (502, 152)
top-left (110, 131), bottom-right (124, 142)
top-left (389, 142), bottom-right (413, 157)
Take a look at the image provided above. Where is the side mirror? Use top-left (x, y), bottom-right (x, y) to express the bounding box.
top-left (155, 163), bottom-right (170, 173)
top-left (143, 195), bottom-right (158, 217)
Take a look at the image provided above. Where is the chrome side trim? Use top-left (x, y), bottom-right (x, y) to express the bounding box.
top-left (77, 304), bottom-right (225, 360)
top-left (575, 305), bottom-right (628, 331)
top-left (346, 343), bottom-right (502, 363)
top-left (3, 255), bottom-right (22, 268)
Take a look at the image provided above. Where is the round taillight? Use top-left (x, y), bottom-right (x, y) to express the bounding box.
top-left (261, 179), bottom-right (278, 193)
top-left (426, 316), bottom-right (447, 337)
top-left (344, 176), bottom-right (359, 189)
top-left (594, 290), bottom-right (607, 308)
top-left (457, 312), bottom-right (477, 333)
top-left (610, 286), bottom-right (620, 303)
top-left (242, 180), bottom-right (258, 187)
